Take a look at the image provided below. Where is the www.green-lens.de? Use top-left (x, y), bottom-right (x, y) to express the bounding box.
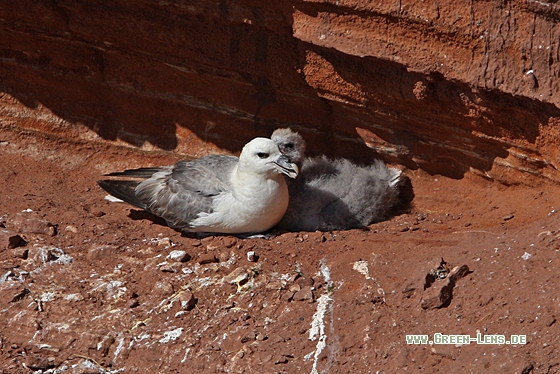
top-left (406, 333), bottom-right (527, 345)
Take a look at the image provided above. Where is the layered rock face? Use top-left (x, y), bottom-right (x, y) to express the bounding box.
top-left (1, 1), bottom-right (559, 183)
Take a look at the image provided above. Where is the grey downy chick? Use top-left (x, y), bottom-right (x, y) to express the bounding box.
top-left (98, 137), bottom-right (299, 235)
top-left (271, 128), bottom-right (402, 231)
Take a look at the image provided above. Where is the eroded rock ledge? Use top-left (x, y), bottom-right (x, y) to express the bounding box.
top-left (1, 1), bottom-right (559, 183)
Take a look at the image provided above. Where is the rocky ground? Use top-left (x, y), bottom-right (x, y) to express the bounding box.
top-left (1, 124), bottom-right (559, 373)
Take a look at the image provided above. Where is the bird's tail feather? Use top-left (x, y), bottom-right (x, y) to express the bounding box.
top-left (104, 167), bottom-right (162, 178)
top-left (388, 168), bottom-right (402, 187)
top-left (97, 180), bottom-right (146, 210)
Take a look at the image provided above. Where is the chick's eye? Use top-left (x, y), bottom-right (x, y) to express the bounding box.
top-left (257, 152), bottom-right (269, 159)
top-left (284, 143), bottom-right (294, 149)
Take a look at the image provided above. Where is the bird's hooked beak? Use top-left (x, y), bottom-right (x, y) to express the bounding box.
top-left (273, 154), bottom-right (299, 179)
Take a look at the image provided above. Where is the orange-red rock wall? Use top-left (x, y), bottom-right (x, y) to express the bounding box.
top-left (1, 1), bottom-right (559, 183)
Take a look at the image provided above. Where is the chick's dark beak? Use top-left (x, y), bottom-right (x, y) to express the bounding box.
top-left (274, 154), bottom-right (299, 179)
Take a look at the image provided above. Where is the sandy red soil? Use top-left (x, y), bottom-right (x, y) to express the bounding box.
top-left (1, 124), bottom-right (559, 373)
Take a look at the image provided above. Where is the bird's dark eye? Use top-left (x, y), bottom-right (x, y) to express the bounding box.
top-left (257, 152), bottom-right (269, 159)
top-left (284, 142), bottom-right (294, 149)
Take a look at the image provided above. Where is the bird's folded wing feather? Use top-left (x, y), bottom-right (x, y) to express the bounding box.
top-left (135, 155), bottom-right (238, 229)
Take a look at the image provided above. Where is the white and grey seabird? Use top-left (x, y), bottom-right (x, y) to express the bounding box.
top-left (98, 137), bottom-right (299, 235)
top-left (271, 128), bottom-right (402, 231)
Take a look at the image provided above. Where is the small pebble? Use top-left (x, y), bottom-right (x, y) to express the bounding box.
top-left (167, 250), bottom-right (190, 263)
top-left (289, 284), bottom-right (301, 293)
top-left (157, 237), bottom-right (172, 247)
top-left (281, 290), bottom-right (295, 302)
top-left (240, 331), bottom-right (256, 343)
top-left (92, 210), bottom-right (106, 217)
top-left (25, 355), bottom-right (54, 371)
top-left (154, 281), bottom-right (174, 297)
top-left (421, 282), bottom-right (453, 310)
top-left (198, 253), bottom-right (218, 265)
top-left (206, 241), bottom-right (220, 251)
top-left (7, 212), bottom-right (57, 236)
top-left (11, 247), bottom-right (28, 259)
top-left (265, 280), bottom-right (284, 290)
top-left (223, 267), bottom-right (249, 285)
top-left (448, 264), bottom-right (470, 283)
top-left (218, 251), bottom-right (231, 263)
top-left (274, 357), bottom-right (289, 364)
top-left (247, 251), bottom-right (258, 262)
top-left (65, 225), bottom-right (78, 233)
top-left (180, 290), bottom-right (197, 311)
top-left (0, 228), bottom-right (25, 249)
top-left (293, 286), bottom-right (314, 302)
top-left (87, 245), bottom-right (119, 261)
top-left (296, 277), bottom-right (314, 287)
top-left (159, 262), bottom-right (179, 272)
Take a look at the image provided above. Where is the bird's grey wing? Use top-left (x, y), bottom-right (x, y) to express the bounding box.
top-left (135, 155), bottom-right (238, 230)
top-left (171, 155), bottom-right (238, 195)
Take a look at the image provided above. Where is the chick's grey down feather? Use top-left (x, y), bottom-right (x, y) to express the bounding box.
top-left (98, 137), bottom-right (298, 235)
top-left (271, 128), bottom-right (402, 231)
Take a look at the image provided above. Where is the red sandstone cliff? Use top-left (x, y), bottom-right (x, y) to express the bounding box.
top-left (1, 1), bottom-right (559, 183)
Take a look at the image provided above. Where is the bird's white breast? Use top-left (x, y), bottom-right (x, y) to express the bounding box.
top-left (189, 171), bottom-right (289, 234)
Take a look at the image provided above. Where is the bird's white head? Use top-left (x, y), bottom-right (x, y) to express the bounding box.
top-left (239, 137), bottom-right (299, 179)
